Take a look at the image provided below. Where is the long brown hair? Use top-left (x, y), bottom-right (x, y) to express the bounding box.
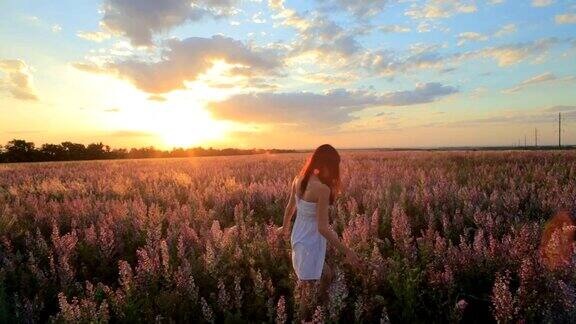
top-left (540, 210), bottom-right (576, 271)
top-left (298, 144), bottom-right (341, 204)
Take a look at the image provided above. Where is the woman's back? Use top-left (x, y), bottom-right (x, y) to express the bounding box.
top-left (294, 175), bottom-right (323, 204)
top-left (290, 176), bottom-right (327, 280)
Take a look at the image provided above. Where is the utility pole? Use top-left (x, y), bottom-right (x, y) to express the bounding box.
top-left (558, 112), bottom-right (562, 148)
top-left (535, 128), bottom-right (538, 147)
top-left (524, 135), bottom-right (527, 148)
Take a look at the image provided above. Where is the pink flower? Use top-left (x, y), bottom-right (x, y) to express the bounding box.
top-left (276, 295), bottom-right (287, 324)
top-left (456, 299), bottom-right (468, 311)
top-left (391, 204), bottom-right (414, 260)
top-left (118, 260), bottom-right (133, 292)
top-left (491, 271), bottom-right (517, 323)
top-left (200, 297), bottom-right (215, 324)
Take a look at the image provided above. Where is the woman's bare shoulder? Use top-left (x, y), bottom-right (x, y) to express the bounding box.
top-left (307, 178), bottom-right (330, 196)
top-left (291, 176), bottom-right (301, 193)
top-left (292, 175), bottom-right (300, 187)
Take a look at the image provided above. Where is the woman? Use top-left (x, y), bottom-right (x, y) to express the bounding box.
top-left (277, 144), bottom-right (362, 319)
top-left (540, 209), bottom-right (576, 271)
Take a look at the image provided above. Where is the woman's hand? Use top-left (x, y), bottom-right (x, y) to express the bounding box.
top-left (276, 226), bottom-right (291, 241)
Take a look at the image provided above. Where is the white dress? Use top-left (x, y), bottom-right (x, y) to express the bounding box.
top-left (291, 197), bottom-right (327, 280)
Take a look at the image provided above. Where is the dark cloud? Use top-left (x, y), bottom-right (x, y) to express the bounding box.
top-left (101, 0), bottom-right (239, 46)
top-left (208, 89), bottom-right (379, 125)
top-left (207, 82), bottom-right (458, 126)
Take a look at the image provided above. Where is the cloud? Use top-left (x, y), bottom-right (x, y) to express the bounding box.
top-left (379, 82), bottom-right (458, 106)
top-left (208, 89), bottom-right (380, 125)
top-left (406, 0), bottom-right (477, 19)
top-left (453, 111), bottom-right (573, 126)
top-left (555, 14), bottom-right (576, 24)
top-left (22, 16), bottom-right (63, 34)
top-left (294, 72), bottom-right (356, 85)
top-left (430, 105), bottom-right (576, 128)
top-left (502, 72), bottom-right (576, 93)
top-left (4, 130), bottom-right (44, 134)
top-left (0, 59), bottom-right (39, 101)
top-left (471, 37), bottom-right (560, 66)
top-left (147, 95), bottom-right (167, 102)
top-left (23, 16), bottom-right (41, 24)
top-left (360, 37), bottom-right (563, 77)
top-left (269, 0), bottom-right (364, 64)
top-left (71, 62), bottom-right (107, 74)
top-left (503, 72), bottom-right (556, 93)
top-left (378, 25), bottom-right (411, 33)
top-left (77, 31), bottom-right (112, 42)
top-left (251, 11), bottom-right (267, 24)
top-left (207, 82), bottom-right (458, 126)
top-left (110, 130), bottom-right (156, 137)
top-left (457, 32), bottom-right (488, 46)
top-left (73, 35), bottom-right (282, 94)
top-left (494, 23), bottom-right (516, 37)
top-left (359, 46), bottom-right (445, 75)
top-left (545, 105), bottom-right (576, 112)
top-left (100, 0), bottom-right (240, 46)
top-left (532, 0), bottom-right (554, 7)
top-left (316, 0), bottom-right (390, 18)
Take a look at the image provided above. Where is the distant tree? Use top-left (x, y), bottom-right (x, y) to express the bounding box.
top-left (86, 142), bottom-right (106, 160)
top-left (128, 146), bottom-right (161, 159)
top-left (40, 143), bottom-right (66, 161)
top-left (4, 139), bottom-right (38, 162)
top-left (110, 148), bottom-right (128, 159)
top-left (0, 139), bottom-right (295, 163)
top-left (61, 142), bottom-right (86, 160)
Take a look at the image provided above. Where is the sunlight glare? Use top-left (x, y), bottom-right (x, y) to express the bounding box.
top-left (156, 107), bottom-right (227, 148)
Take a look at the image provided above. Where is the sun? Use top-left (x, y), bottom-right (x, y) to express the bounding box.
top-left (96, 59), bottom-right (241, 149)
top-left (156, 107), bottom-right (227, 148)
top-left (104, 93), bottom-right (229, 149)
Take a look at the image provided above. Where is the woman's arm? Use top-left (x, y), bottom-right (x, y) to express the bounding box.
top-left (316, 186), bottom-right (362, 268)
top-left (278, 178), bottom-right (297, 238)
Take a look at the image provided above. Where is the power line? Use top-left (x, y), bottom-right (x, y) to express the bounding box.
top-left (524, 135), bottom-right (527, 148)
top-left (558, 112), bottom-right (562, 148)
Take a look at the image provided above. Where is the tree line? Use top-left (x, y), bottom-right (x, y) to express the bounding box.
top-left (0, 139), bottom-right (296, 163)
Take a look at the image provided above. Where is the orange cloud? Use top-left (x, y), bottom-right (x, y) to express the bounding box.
top-left (73, 35), bottom-right (282, 94)
top-left (0, 59), bottom-right (39, 101)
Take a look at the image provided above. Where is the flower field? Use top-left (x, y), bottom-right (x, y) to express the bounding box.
top-left (0, 151), bottom-right (575, 323)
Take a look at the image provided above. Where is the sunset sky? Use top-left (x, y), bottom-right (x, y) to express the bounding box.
top-left (1, 0), bottom-right (575, 149)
